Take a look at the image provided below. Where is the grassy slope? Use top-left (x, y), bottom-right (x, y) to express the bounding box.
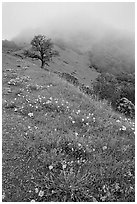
top-left (2, 53), bottom-right (135, 202)
top-left (10, 44), bottom-right (99, 86)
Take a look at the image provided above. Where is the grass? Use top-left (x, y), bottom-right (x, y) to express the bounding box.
top-left (2, 53), bottom-right (135, 202)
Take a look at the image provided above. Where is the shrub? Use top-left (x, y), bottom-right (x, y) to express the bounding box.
top-left (93, 72), bottom-right (135, 118)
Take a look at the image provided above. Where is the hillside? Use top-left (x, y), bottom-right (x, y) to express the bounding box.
top-left (3, 42), bottom-right (99, 86)
top-left (2, 51), bottom-right (135, 202)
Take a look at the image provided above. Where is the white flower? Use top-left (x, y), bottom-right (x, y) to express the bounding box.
top-left (102, 146), bottom-right (107, 150)
top-left (76, 110), bottom-right (80, 114)
top-left (62, 164), bottom-right (67, 169)
top-left (35, 188), bottom-right (39, 193)
top-left (116, 120), bottom-right (120, 123)
top-left (49, 165), bottom-right (53, 170)
top-left (72, 121), bottom-right (75, 124)
top-left (93, 117), bottom-right (95, 121)
top-left (38, 190), bottom-right (44, 197)
top-left (28, 113), bottom-right (33, 117)
top-left (46, 100), bottom-right (51, 104)
top-left (78, 143), bottom-right (82, 147)
top-left (75, 132), bottom-right (78, 136)
top-left (121, 126), bottom-right (126, 131)
top-left (82, 118), bottom-right (84, 122)
top-left (2, 192), bottom-right (5, 200)
top-left (31, 199), bottom-right (35, 202)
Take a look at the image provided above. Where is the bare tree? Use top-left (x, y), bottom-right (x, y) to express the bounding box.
top-left (24, 35), bottom-right (59, 68)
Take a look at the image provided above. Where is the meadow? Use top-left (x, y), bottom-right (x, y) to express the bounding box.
top-left (2, 52), bottom-right (135, 202)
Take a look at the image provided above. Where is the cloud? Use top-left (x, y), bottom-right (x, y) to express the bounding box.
top-left (2, 2), bottom-right (134, 40)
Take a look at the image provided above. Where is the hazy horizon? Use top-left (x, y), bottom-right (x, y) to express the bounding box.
top-left (2, 2), bottom-right (135, 42)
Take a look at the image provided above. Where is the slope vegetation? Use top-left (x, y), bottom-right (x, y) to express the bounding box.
top-left (2, 52), bottom-right (135, 202)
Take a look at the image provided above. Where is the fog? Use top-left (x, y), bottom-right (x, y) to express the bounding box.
top-left (2, 3), bottom-right (135, 74)
top-left (3, 2), bottom-right (134, 40)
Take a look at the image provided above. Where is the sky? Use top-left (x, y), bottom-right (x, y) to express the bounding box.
top-left (2, 2), bottom-right (135, 40)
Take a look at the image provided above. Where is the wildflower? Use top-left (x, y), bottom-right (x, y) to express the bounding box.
top-left (75, 132), bottom-right (78, 136)
top-left (93, 117), bottom-right (96, 122)
top-left (76, 110), bottom-right (80, 114)
top-left (128, 171), bottom-right (132, 176)
top-left (49, 165), bottom-right (53, 170)
top-left (28, 113), bottom-right (33, 117)
top-left (121, 125), bottom-right (126, 131)
top-left (102, 146), bottom-right (107, 150)
top-left (14, 108), bottom-right (18, 112)
top-left (115, 183), bottom-right (120, 190)
top-left (62, 164), bottom-right (67, 169)
top-left (35, 188), bottom-right (39, 193)
top-left (93, 148), bottom-right (95, 151)
top-left (49, 97), bottom-right (53, 100)
top-left (72, 121), bottom-right (75, 124)
top-left (82, 118), bottom-right (84, 122)
top-left (46, 100), bottom-right (51, 104)
top-left (2, 192), bottom-right (5, 200)
top-left (31, 199), bottom-right (35, 202)
top-left (116, 120), bottom-right (120, 123)
top-left (38, 190), bottom-right (44, 197)
top-left (78, 143), bottom-right (82, 147)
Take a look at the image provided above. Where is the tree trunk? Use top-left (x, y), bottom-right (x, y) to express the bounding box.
top-left (41, 60), bottom-right (45, 69)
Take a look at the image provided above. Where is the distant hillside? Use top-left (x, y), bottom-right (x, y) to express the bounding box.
top-left (2, 40), bottom-right (22, 52)
top-left (53, 33), bottom-right (135, 76)
top-left (12, 27), bottom-right (134, 76)
top-left (88, 35), bottom-right (135, 75)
